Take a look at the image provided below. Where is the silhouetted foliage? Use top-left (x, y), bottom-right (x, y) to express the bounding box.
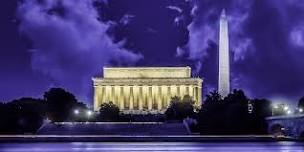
top-left (98, 101), bottom-right (120, 121)
top-left (0, 88), bottom-right (90, 133)
top-left (225, 90), bottom-right (250, 133)
top-left (298, 96), bottom-right (304, 109)
top-left (249, 98), bottom-right (272, 134)
top-left (205, 91), bottom-right (222, 102)
top-left (165, 95), bottom-right (195, 120)
top-left (44, 88), bottom-right (78, 122)
top-left (198, 90), bottom-right (226, 134)
top-left (0, 98), bottom-right (46, 134)
top-left (70, 102), bottom-right (90, 122)
top-left (198, 89), bottom-right (271, 135)
top-left (0, 87), bottom-right (286, 135)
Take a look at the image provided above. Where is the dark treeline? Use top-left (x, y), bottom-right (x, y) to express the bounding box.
top-left (0, 87), bottom-right (164, 134)
top-left (0, 98), bottom-right (45, 134)
top-left (0, 88), bottom-right (88, 134)
top-left (163, 89), bottom-right (272, 134)
top-left (1, 87), bottom-right (303, 135)
top-left (198, 90), bottom-right (272, 135)
top-left (165, 95), bottom-right (197, 121)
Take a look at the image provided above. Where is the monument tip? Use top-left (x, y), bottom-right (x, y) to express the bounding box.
top-left (221, 9), bottom-right (226, 17)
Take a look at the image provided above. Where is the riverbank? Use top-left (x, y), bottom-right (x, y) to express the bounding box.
top-left (1, 141), bottom-right (304, 152)
top-left (0, 135), bottom-right (298, 142)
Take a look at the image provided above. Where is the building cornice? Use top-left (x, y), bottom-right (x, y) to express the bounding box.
top-left (93, 78), bottom-right (202, 87)
top-left (103, 66), bottom-right (191, 70)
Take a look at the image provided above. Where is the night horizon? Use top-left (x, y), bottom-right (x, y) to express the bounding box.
top-left (1, 0), bottom-right (304, 106)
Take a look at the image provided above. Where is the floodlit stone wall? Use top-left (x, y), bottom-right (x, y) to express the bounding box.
top-left (93, 67), bottom-right (202, 114)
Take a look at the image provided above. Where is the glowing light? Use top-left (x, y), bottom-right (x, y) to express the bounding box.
top-left (273, 104), bottom-right (278, 109)
top-left (299, 108), bottom-right (303, 113)
top-left (287, 110), bottom-right (291, 115)
top-left (284, 106), bottom-right (289, 111)
top-left (87, 110), bottom-right (93, 117)
top-left (74, 109), bottom-right (79, 115)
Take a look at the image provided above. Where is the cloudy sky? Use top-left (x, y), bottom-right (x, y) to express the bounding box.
top-left (1, 0), bottom-right (304, 105)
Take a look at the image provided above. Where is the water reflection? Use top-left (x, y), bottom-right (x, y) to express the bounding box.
top-left (0, 142), bottom-right (304, 152)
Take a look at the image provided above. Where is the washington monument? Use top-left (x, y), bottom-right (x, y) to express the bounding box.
top-left (218, 9), bottom-right (230, 97)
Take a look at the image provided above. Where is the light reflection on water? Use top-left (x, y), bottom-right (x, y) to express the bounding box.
top-left (0, 142), bottom-right (304, 152)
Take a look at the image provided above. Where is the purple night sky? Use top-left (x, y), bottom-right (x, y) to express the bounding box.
top-left (1, 0), bottom-right (304, 106)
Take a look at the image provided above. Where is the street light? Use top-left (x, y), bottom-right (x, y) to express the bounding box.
top-left (74, 109), bottom-right (79, 115)
top-left (283, 106), bottom-right (289, 111)
top-left (299, 108), bottom-right (303, 113)
top-left (271, 104), bottom-right (279, 116)
top-left (287, 110), bottom-right (292, 115)
top-left (87, 110), bottom-right (92, 117)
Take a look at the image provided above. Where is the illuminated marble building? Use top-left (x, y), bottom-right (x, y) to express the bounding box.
top-left (93, 67), bottom-right (202, 114)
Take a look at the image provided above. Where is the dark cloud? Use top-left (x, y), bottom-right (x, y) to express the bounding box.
top-left (237, 0), bottom-right (304, 101)
top-left (184, 0), bottom-right (304, 103)
top-left (94, 0), bottom-right (193, 66)
top-left (17, 0), bottom-right (142, 103)
top-left (0, 0), bottom-right (304, 105)
top-left (181, 0), bottom-right (254, 96)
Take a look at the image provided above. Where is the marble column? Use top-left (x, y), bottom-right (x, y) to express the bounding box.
top-left (171, 85), bottom-right (177, 98)
top-left (105, 86), bottom-right (111, 102)
top-left (134, 85), bottom-right (139, 110)
top-left (144, 86), bottom-right (148, 110)
top-left (114, 86), bottom-right (119, 106)
top-left (119, 86), bottom-right (124, 110)
top-left (111, 86), bottom-right (115, 103)
top-left (186, 86), bottom-right (190, 96)
top-left (101, 87), bottom-right (105, 104)
top-left (161, 85), bottom-right (167, 109)
top-left (139, 86), bottom-right (143, 110)
top-left (124, 86), bottom-right (129, 109)
top-left (180, 85), bottom-right (185, 98)
top-left (152, 85), bottom-right (157, 110)
top-left (94, 86), bottom-right (99, 111)
top-left (167, 86), bottom-right (171, 107)
top-left (157, 86), bottom-right (162, 110)
top-left (197, 87), bottom-right (202, 107)
top-left (148, 86), bottom-right (152, 110)
top-left (129, 86), bottom-right (134, 110)
top-left (189, 85), bottom-right (193, 99)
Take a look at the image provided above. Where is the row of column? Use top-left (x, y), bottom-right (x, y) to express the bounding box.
top-left (94, 85), bottom-right (201, 111)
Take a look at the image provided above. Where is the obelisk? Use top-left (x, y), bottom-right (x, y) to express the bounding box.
top-left (218, 9), bottom-right (230, 97)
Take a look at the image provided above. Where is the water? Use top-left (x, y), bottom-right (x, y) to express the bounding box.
top-left (0, 142), bottom-right (303, 152)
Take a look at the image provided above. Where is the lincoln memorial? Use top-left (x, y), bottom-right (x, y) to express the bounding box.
top-left (92, 67), bottom-right (202, 114)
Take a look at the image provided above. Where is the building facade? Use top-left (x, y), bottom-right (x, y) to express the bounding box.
top-left (92, 67), bottom-right (202, 114)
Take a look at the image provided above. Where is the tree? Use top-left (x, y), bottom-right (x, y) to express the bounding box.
top-left (224, 89), bottom-right (250, 134)
top-left (224, 89), bottom-right (248, 104)
top-left (70, 102), bottom-right (89, 122)
top-left (198, 89), bottom-right (252, 134)
top-left (205, 90), bottom-right (222, 103)
top-left (249, 99), bottom-right (272, 134)
top-left (298, 96), bottom-right (304, 109)
top-left (165, 95), bottom-right (195, 120)
top-left (0, 88), bottom-right (90, 134)
top-left (44, 88), bottom-right (78, 122)
top-left (0, 98), bottom-right (46, 134)
top-left (98, 102), bottom-right (120, 121)
top-left (198, 90), bottom-right (226, 134)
